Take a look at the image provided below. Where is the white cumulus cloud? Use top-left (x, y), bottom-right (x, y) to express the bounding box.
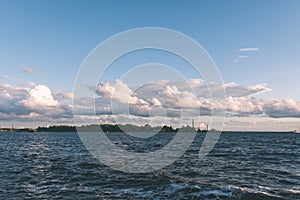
top-left (0, 83), bottom-right (73, 124)
top-left (21, 85), bottom-right (58, 108)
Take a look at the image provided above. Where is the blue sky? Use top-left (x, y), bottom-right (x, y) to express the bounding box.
top-left (0, 0), bottom-right (300, 130)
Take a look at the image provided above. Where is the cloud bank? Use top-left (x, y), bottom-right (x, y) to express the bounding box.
top-left (91, 79), bottom-right (299, 119)
top-left (1, 79), bottom-right (300, 128)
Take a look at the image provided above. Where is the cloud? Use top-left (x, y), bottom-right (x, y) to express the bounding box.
top-left (0, 75), bottom-right (10, 79)
top-left (0, 83), bottom-right (73, 124)
top-left (226, 83), bottom-right (272, 97)
top-left (151, 98), bottom-right (162, 106)
top-left (238, 55), bottom-right (248, 59)
top-left (264, 98), bottom-right (300, 118)
top-left (96, 79), bottom-right (147, 105)
top-left (21, 85), bottom-right (58, 108)
top-left (239, 48), bottom-right (260, 52)
top-left (225, 96), bottom-right (300, 118)
top-left (22, 66), bottom-right (35, 74)
top-left (235, 48), bottom-right (259, 62)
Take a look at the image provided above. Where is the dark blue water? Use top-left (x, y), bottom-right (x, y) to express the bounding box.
top-left (0, 131), bottom-right (299, 199)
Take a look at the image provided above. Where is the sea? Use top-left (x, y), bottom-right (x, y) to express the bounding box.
top-left (0, 131), bottom-right (299, 199)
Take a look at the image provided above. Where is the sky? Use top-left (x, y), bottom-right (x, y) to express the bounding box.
top-left (0, 0), bottom-right (300, 131)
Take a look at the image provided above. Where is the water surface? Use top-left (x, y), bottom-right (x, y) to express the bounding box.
top-left (0, 131), bottom-right (299, 199)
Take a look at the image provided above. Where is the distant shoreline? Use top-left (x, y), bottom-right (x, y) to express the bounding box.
top-left (0, 124), bottom-right (297, 134)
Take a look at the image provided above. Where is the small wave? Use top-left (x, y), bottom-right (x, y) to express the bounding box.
top-left (286, 189), bottom-right (300, 194)
top-left (231, 185), bottom-right (284, 199)
top-left (194, 188), bottom-right (234, 198)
